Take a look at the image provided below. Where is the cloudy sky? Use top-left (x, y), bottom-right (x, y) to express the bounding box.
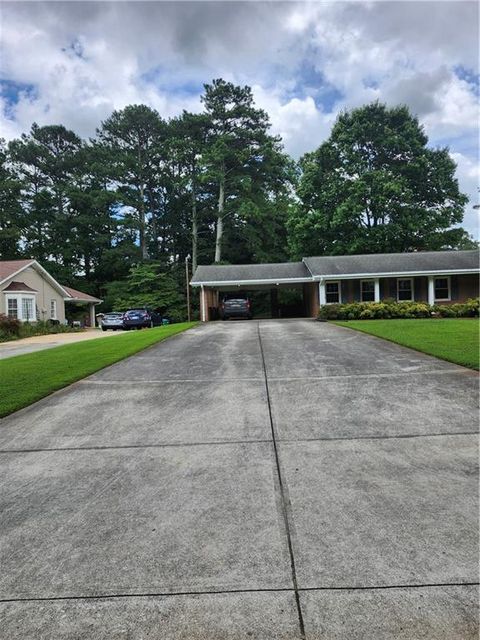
top-left (1, 0), bottom-right (479, 235)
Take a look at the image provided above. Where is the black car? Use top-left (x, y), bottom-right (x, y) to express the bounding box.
top-left (221, 295), bottom-right (252, 320)
top-left (123, 308), bottom-right (163, 329)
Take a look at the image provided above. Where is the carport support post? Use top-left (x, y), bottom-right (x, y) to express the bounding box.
top-left (200, 285), bottom-right (207, 322)
top-left (319, 279), bottom-right (326, 306)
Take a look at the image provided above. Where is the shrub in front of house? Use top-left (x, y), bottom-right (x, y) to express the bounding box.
top-left (0, 317), bottom-right (83, 343)
top-left (318, 298), bottom-right (479, 321)
top-left (432, 298), bottom-right (479, 318)
top-left (0, 313), bottom-right (22, 340)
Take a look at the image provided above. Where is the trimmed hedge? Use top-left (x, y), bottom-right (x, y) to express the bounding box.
top-left (318, 298), bottom-right (479, 321)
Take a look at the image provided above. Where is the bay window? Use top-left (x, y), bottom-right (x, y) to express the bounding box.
top-left (7, 298), bottom-right (18, 319)
top-left (4, 294), bottom-right (36, 321)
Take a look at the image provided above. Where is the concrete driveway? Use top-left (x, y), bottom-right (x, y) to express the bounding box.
top-left (0, 319), bottom-right (478, 639)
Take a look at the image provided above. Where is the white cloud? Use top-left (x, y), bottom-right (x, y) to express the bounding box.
top-left (0, 1), bottom-right (478, 235)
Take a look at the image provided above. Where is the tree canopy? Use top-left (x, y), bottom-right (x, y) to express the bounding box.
top-left (288, 102), bottom-right (470, 256)
top-left (0, 92), bottom-right (473, 318)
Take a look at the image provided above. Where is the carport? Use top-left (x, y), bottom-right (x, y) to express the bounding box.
top-left (190, 262), bottom-right (318, 321)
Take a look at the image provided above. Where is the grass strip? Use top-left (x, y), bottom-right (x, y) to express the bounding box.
top-left (0, 322), bottom-right (197, 417)
top-left (333, 318), bottom-right (479, 370)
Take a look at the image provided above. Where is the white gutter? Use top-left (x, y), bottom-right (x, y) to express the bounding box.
top-left (310, 268), bottom-right (479, 281)
top-left (190, 276), bottom-right (313, 287)
top-left (64, 297), bottom-right (103, 303)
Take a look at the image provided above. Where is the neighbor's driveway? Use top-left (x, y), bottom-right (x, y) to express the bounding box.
top-left (0, 320), bottom-right (478, 639)
top-left (0, 328), bottom-right (124, 359)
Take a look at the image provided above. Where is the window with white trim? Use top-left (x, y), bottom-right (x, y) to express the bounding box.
top-left (7, 298), bottom-right (18, 319)
top-left (397, 278), bottom-right (413, 301)
top-left (434, 277), bottom-right (450, 301)
top-left (326, 281), bottom-right (341, 304)
top-left (21, 297), bottom-right (34, 321)
top-left (360, 280), bottom-right (375, 302)
top-left (50, 299), bottom-right (57, 319)
top-left (4, 294), bottom-right (36, 321)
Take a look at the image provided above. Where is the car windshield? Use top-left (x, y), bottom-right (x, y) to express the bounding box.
top-left (106, 313), bottom-right (123, 318)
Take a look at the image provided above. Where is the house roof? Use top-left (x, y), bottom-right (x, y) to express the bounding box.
top-left (0, 259), bottom-right (35, 283)
top-left (62, 285), bottom-right (102, 303)
top-left (191, 261), bottom-right (311, 286)
top-left (303, 249), bottom-right (480, 278)
top-left (0, 260), bottom-right (102, 303)
top-left (191, 250), bottom-right (479, 286)
top-left (3, 280), bottom-right (38, 293)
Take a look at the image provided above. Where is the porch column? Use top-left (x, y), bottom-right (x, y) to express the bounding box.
top-left (89, 303), bottom-right (96, 328)
top-left (319, 279), bottom-right (326, 306)
top-left (374, 278), bottom-right (380, 302)
top-left (428, 276), bottom-right (435, 306)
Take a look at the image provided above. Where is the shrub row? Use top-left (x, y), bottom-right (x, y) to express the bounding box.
top-left (0, 315), bottom-right (80, 342)
top-left (318, 298), bottom-right (479, 321)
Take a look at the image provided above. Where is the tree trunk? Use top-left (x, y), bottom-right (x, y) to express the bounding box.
top-left (139, 182), bottom-right (149, 260)
top-left (214, 171), bottom-right (225, 263)
top-left (191, 171), bottom-right (198, 273)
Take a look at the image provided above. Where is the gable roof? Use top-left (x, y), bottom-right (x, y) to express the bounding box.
top-left (62, 285), bottom-right (102, 303)
top-left (0, 259), bottom-right (69, 296)
top-left (303, 250), bottom-right (480, 278)
top-left (191, 262), bottom-right (311, 286)
top-left (0, 260), bottom-right (35, 283)
top-left (0, 260), bottom-right (102, 302)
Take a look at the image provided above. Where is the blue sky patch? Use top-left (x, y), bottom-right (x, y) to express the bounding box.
top-left (284, 60), bottom-right (344, 112)
top-left (140, 67), bottom-right (204, 97)
top-left (454, 65), bottom-right (480, 96)
top-left (61, 39), bottom-right (86, 60)
top-left (0, 79), bottom-right (37, 118)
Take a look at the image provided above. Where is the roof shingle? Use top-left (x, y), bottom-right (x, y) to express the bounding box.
top-left (303, 250), bottom-right (479, 277)
top-left (63, 285), bottom-right (102, 303)
top-left (0, 260), bottom-right (34, 283)
top-left (191, 262), bottom-right (310, 284)
top-left (3, 281), bottom-right (38, 292)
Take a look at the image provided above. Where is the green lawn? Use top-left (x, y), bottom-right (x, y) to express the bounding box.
top-left (333, 318), bottom-right (479, 370)
top-left (0, 322), bottom-right (197, 417)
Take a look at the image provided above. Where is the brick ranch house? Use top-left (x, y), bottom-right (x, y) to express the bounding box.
top-left (191, 249), bottom-right (479, 321)
top-left (0, 260), bottom-right (102, 326)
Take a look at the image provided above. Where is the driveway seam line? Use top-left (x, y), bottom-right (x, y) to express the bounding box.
top-left (77, 367), bottom-right (475, 385)
top-left (0, 439), bottom-right (272, 454)
top-left (0, 582), bottom-right (477, 604)
top-left (257, 322), bottom-right (306, 640)
top-left (277, 431), bottom-right (479, 444)
top-left (1, 431), bottom-right (476, 455)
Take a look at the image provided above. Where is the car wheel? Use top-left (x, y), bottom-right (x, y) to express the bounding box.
top-left (102, 327), bottom-right (107, 331)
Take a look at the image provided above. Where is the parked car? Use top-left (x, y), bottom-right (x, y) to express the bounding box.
top-left (221, 295), bottom-right (252, 320)
top-left (101, 312), bottom-right (125, 331)
top-left (122, 308), bottom-right (163, 330)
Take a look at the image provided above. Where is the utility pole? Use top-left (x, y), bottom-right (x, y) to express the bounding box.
top-left (185, 255), bottom-right (191, 322)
